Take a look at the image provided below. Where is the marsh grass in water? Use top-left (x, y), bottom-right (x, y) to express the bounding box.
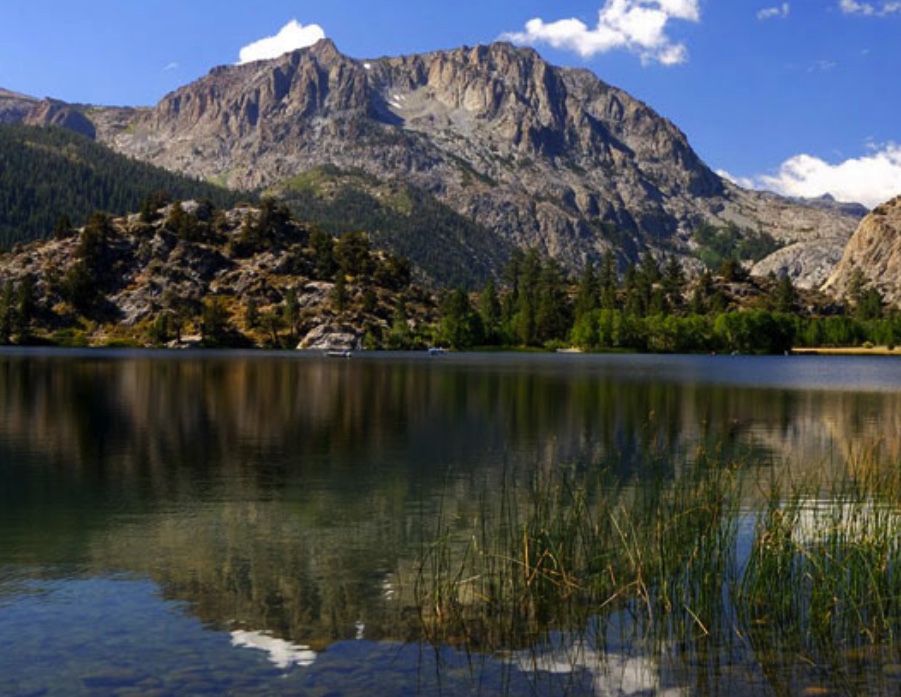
top-left (412, 448), bottom-right (901, 694)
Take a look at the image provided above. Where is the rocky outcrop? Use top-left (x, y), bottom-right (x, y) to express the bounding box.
top-left (0, 201), bottom-right (438, 348)
top-left (22, 99), bottom-right (97, 139)
top-left (298, 323), bottom-right (362, 352)
top-left (822, 196), bottom-right (901, 303)
top-left (720, 186), bottom-right (863, 289)
top-left (0, 88), bottom-right (39, 124)
top-left (1, 90), bottom-right (97, 138)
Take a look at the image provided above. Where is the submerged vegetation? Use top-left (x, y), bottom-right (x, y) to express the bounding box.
top-left (411, 450), bottom-right (901, 694)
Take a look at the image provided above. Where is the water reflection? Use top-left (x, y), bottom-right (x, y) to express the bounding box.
top-left (3, 350), bottom-right (901, 694)
top-left (510, 640), bottom-right (685, 697)
top-left (231, 630), bottom-right (317, 669)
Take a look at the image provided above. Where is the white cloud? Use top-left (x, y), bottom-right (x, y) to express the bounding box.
top-left (807, 59), bottom-right (838, 72)
top-left (724, 144), bottom-right (901, 208)
top-left (163, 62), bottom-right (180, 72)
top-left (238, 20), bottom-right (326, 65)
top-left (839, 0), bottom-right (901, 15)
top-left (757, 3), bottom-right (790, 20)
top-left (501, 0), bottom-right (700, 66)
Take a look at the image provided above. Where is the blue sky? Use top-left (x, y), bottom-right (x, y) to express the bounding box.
top-left (1, 0), bottom-right (899, 207)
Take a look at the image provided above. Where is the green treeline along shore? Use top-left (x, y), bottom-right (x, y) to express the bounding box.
top-left (0, 194), bottom-right (897, 354)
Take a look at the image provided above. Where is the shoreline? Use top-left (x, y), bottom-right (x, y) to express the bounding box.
top-left (792, 346), bottom-right (899, 356)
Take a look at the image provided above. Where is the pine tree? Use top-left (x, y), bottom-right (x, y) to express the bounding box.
top-left (282, 287), bottom-right (300, 338)
top-left (0, 280), bottom-right (14, 344)
top-left (14, 275), bottom-right (35, 341)
top-left (773, 274), bottom-right (798, 314)
top-left (439, 289), bottom-right (484, 349)
top-left (535, 259), bottom-right (570, 344)
top-left (310, 227), bottom-right (337, 280)
top-left (662, 255), bottom-right (685, 314)
top-left (201, 297), bottom-right (230, 346)
top-left (574, 261), bottom-right (599, 320)
top-left (513, 249), bottom-right (542, 345)
top-left (332, 274), bottom-right (349, 313)
top-left (53, 214), bottom-right (74, 240)
top-left (478, 279), bottom-right (502, 344)
top-left (599, 252), bottom-right (618, 310)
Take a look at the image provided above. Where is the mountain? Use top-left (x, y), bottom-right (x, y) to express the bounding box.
top-left (822, 195), bottom-right (901, 304)
top-left (0, 124), bottom-right (245, 249)
top-left (5, 41), bottom-right (865, 289)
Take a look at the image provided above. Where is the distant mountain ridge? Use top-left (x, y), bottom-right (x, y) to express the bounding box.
top-left (2, 40), bottom-right (866, 289)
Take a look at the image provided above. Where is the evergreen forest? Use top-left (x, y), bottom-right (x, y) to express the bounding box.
top-left (0, 125), bottom-right (245, 249)
top-left (432, 249), bottom-right (901, 355)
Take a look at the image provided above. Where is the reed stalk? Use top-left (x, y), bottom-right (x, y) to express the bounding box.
top-left (412, 447), bottom-right (901, 694)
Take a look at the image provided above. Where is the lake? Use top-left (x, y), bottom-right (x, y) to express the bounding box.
top-left (2, 349), bottom-right (901, 696)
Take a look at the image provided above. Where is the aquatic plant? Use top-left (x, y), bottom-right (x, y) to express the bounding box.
top-left (412, 447), bottom-right (901, 695)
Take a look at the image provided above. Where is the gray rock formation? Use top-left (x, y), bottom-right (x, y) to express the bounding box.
top-left (298, 323), bottom-right (362, 352)
top-left (0, 88), bottom-right (39, 124)
top-left (822, 196), bottom-right (901, 303)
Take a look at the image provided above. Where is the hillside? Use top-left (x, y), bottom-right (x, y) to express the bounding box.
top-left (0, 124), bottom-right (245, 249)
top-left (271, 166), bottom-right (515, 288)
top-left (2, 194), bottom-right (897, 355)
top-left (0, 199), bottom-right (437, 350)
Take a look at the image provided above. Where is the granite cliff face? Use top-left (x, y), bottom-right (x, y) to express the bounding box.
top-left (6, 41), bottom-right (865, 287)
top-left (823, 196), bottom-right (901, 304)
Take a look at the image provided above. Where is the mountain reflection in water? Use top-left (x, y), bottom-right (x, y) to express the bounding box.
top-left (2, 349), bottom-right (901, 695)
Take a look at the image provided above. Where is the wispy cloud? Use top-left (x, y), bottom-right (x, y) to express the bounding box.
top-left (501, 0), bottom-right (701, 66)
top-left (163, 62), bottom-right (180, 72)
top-left (238, 20), bottom-right (326, 65)
top-left (838, 0), bottom-right (901, 15)
top-left (757, 3), bottom-right (790, 20)
top-left (722, 143), bottom-right (901, 208)
top-left (808, 59), bottom-right (838, 72)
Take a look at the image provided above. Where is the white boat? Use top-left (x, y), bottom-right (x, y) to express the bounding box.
top-left (428, 347), bottom-right (447, 356)
top-left (325, 350), bottom-right (352, 358)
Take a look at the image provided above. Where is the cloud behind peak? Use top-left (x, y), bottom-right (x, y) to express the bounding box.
top-left (238, 20), bottom-right (326, 65)
top-left (501, 0), bottom-right (700, 66)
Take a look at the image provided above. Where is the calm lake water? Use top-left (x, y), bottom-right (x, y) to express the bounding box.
top-left (2, 349), bottom-right (901, 696)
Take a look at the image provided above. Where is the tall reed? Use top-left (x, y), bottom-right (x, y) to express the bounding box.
top-left (412, 447), bottom-right (901, 694)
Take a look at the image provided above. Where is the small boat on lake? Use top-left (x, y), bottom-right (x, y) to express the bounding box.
top-left (325, 350), bottom-right (352, 358)
top-left (428, 347), bottom-right (447, 356)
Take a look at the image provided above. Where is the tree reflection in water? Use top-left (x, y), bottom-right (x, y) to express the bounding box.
top-left (3, 351), bottom-right (901, 695)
